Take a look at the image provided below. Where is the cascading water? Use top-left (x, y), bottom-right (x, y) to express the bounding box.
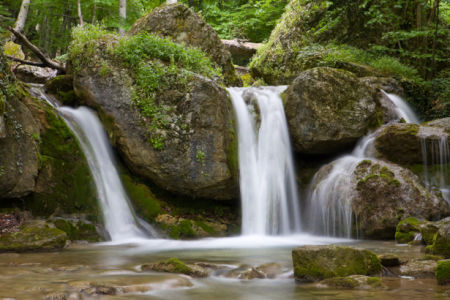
top-left (29, 87), bottom-right (151, 241)
top-left (307, 91), bottom-right (421, 238)
top-left (228, 86), bottom-right (301, 235)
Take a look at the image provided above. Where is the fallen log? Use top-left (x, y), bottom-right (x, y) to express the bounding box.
top-left (6, 27), bottom-right (66, 74)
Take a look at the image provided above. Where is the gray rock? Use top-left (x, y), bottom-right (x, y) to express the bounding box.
top-left (284, 67), bottom-right (381, 154)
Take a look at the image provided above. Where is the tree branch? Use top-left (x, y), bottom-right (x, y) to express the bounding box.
top-left (7, 26), bottom-right (66, 74)
top-left (5, 55), bottom-right (47, 67)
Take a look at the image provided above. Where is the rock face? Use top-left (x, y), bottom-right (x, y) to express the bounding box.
top-left (374, 121), bottom-right (450, 165)
top-left (0, 93), bottom-right (40, 199)
top-left (292, 245), bottom-right (382, 282)
top-left (399, 259), bottom-right (438, 278)
top-left (284, 67), bottom-right (381, 154)
top-left (128, 3), bottom-right (242, 87)
top-left (71, 29), bottom-right (238, 201)
top-left (0, 220), bottom-right (67, 252)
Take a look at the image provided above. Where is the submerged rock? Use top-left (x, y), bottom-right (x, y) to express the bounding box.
top-left (128, 3), bottom-right (241, 86)
top-left (292, 245), bottom-right (382, 282)
top-left (141, 258), bottom-right (209, 278)
top-left (319, 275), bottom-right (385, 289)
top-left (399, 259), bottom-right (437, 278)
top-left (0, 220), bottom-right (67, 252)
top-left (284, 67), bottom-right (381, 154)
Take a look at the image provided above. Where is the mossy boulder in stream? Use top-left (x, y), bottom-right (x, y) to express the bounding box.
top-left (428, 218), bottom-right (450, 258)
top-left (128, 3), bottom-right (241, 87)
top-left (436, 260), bottom-right (450, 285)
top-left (0, 220), bottom-right (67, 252)
top-left (69, 25), bottom-right (238, 201)
top-left (292, 246), bottom-right (382, 282)
top-left (284, 68), bottom-right (381, 154)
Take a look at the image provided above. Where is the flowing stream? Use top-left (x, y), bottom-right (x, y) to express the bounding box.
top-left (306, 91), bottom-right (421, 237)
top-left (228, 86), bottom-right (301, 235)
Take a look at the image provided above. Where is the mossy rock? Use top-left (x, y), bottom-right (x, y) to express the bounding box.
top-left (44, 75), bottom-right (80, 106)
top-left (430, 218), bottom-right (450, 258)
top-left (436, 260), bottom-right (450, 285)
top-left (141, 258), bottom-right (208, 277)
top-left (320, 275), bottom-right (384, 289)
top-left (378, 254), bottom-right (400, 267)
top-left (292, 245), bottom-right (382, 282)
top-left (53, 218), bottom-right (101, 242)
top-left (395, 217), bottom-right (423, 244)
top-left (0, 220), bottom-right (67, 252)
top-left (284, 67), bottom-right (381, 154)
top-left (23, 100), bottom-right (99, 220)
top-left (128, 3), bottom-right (241, 86)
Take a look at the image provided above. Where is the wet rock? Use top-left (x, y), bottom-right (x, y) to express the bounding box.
top-left (395, 217), bottom-right (424, 244)
top-left (81, 283), bottom-right (119, 296)
top-left (52, 218), bottom-right (102, 242)
top-left (0, 220), bottom-right (67, 252)
top-left (141, 258), bottom-right (209, 278)
top-left (311, 159), bottom-right (448, 239)
top-left (128, 3), bottom-right (241, 86)
top-left (238, 268), bottom-right (265, 280)
top-left (374, 121), bottom-right (450, 165)
top-left (428, 217), bottom-right (450, 258)
top-left (399, 259), bottom-right (437, 278)
top-left (221, 39), bottom-right (261, 66)
top-left (44, 75), bottom-right (79, 106)
top-left (0, 91), bottom-right (40, 199)
top-left (155, 214), bottom-right (228, 239)
top-left (284, 67), bottom-right (381, 154)
top-left (319, 275), bottom-right (385, 289)
top-left (436, 260), bottom-right (450, 285)
top-left (378, 254), bottom-right (401, 267)
top-left (14, 65), bottom-right (57, 84)
top-left (292, 245), bottom-right (382, 282)
top-left (255, 263), bottom-right (283, 279)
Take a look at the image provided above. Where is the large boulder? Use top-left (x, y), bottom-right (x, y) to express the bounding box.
top-left (429, 218), bottom-right (450, 258)
top-left (128, 3), bottom-right (242, 87)
top-left (70, 27), bottom-right (237, 201)
top-left (292, 246), bottom-right (382, 282)
top-left (374, 121), bottom-right (450, 165)
top-left (284, 67), bottom-right (381, 154)
top-left (309, 158), bottom-right (449, 239)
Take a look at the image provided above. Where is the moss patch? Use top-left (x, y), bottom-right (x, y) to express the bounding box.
top-left (24, 102), bottom-right (99, 220)
top-left (121, 173), bottom-right (160, 220)
top-left (53, 219), bottom-right (100, 242)
top-left (436, 260), bottom-right (450, 285)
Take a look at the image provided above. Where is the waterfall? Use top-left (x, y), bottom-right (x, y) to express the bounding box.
top-left (420, 135), bottom-right (450, 203)
top-left (228, 86), bottom-right (301, 235)
top-left (307, 92), bottom-right (420, 238)
top-left (29, 86), bottom-right (151, 241)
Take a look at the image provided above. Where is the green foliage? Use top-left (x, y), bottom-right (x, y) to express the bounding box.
top-left (169, 219), bottom-right (196, 239)
top-left (181, 0), bottom-right (288, 43)
top-left (436, 260), bottom-right (450, 285)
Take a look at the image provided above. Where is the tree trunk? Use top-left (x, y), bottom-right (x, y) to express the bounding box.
top-left (77, 0), bottom-right (84, 26)
top-left (13, 0), bottom-right (31, 34)
top-left (119, 0), bottom-right (126, 35)
top-left (431, 0), bottom-right (440, 78)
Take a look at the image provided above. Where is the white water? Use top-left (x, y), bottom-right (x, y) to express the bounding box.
top-left (307, 92), bottom-right (420, 237)
top-left (60, 107), bottom-right (149, 241)
top-left (28, 84), bottom-right (151, 241)
top-left (228, 86), bottom-right (301, 235)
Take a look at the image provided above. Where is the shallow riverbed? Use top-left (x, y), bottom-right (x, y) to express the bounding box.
top-left (0, 235), bottom-right (448, 299)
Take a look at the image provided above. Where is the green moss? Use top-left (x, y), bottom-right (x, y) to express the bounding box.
top-left (53, 219), bottom-right (100, 242)
top-left (292, 246), bottom-right (382, 282)
top-left (0, 222), bottom-right (67, 252)
top-left (322, 276), bottom-right (359, 289)
top-left (25, 105), bottom-right (98, 220)
top-left (194, 220), bottom-right (217, 235)
top-left (226, 122), bottom-right (239, 179)
top-left (367, 276), bottom-right (383, 288)
top-left (395, 231), bottom-right (416, 244)
top-left (120, 174), bottom-right (161, 221)
top-left (436, 260), bottom-right (450, 285)
top-left (431, 232), bottom-right (450, 258)
top-left (395, 217), bottom-right (422, 243)
top-left (169, 220), bottom-right (197, 239)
